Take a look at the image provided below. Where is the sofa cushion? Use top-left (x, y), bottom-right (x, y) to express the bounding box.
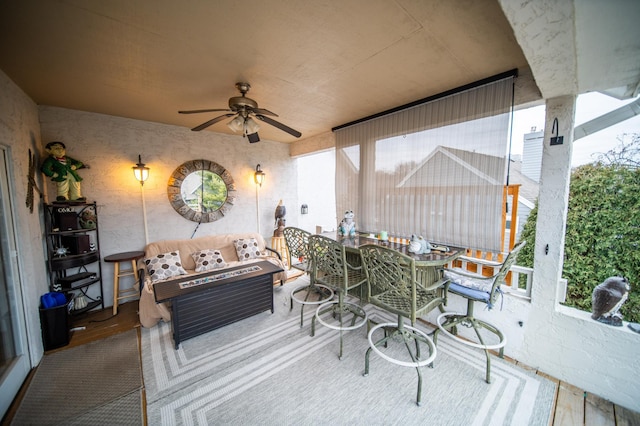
top-left (145, 250), bottom-right (187, 282)
top-left (233, 238), bottom-right (262, 260)
top-left (191, 248), bottom-right (228, 272)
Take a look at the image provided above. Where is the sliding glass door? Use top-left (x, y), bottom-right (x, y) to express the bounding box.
top-left (0, 146), bottom-right (30, 418)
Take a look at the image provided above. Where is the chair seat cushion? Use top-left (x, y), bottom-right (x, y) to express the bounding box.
top-left (444, 269), bottom-right (493, 293)
top-left (448, 282), bottom-right (491, 303)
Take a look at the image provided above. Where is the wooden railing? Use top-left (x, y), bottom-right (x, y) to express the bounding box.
top-left (447, 183), bottom-right (533, 297)
top-left (450, 255), bottom-right (533, 298)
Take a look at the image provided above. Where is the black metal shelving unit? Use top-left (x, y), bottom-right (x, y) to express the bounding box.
top-left (44, 201), bottom-right (104, 315)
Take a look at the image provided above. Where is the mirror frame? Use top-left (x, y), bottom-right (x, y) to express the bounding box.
top-left (167, 159), bottom-right (236, 223)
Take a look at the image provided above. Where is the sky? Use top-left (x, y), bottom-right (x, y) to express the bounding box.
top-left (511, 93), bottom-right (640, 166)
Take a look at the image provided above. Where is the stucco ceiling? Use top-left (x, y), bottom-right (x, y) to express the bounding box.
top-left (1, 1), bottom-right (638, 144)
top-left (0, 0), bottom-right (537, 143)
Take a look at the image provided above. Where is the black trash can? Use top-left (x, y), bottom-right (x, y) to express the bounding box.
top-left (39, 293), bottom-right (72, 350)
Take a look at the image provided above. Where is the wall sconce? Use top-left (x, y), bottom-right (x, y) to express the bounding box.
top-left (132, 155), bottom-right (150, 185)
top-left (133, 154), bottom-right (150, 244)
top-left (254, 164), bottom-right (265, 187)
top-left (301, 204), bottom-right (308, 214)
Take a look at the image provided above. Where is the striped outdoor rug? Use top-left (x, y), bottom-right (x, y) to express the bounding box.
top-left (142, 277), bottom-right (555, 425)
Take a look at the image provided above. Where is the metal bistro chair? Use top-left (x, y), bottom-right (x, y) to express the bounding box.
top-left (309, 234), bottom-right (368, 359)
top-left (283, 227), bottom-right (333, 327)
top-left (359, 244), bottom-right (447, 406)
top-left (434, 241), bottom-right (526, 384)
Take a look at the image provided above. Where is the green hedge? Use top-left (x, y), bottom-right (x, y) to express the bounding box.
top-left (518, 163), bottom-right (639, 323)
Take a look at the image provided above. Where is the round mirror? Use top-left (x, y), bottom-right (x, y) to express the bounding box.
top-left (167, 159), bottom-right (236, 223)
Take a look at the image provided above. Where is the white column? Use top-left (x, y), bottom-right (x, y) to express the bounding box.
top-left (531, 95), bottom-right (576, 309)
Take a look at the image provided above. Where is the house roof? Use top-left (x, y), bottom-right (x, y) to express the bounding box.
top-left (394, 147), bottom-right (540, 209)
top-left (0, 1), bottom-right (638, 144)
top-left (507, 159), bottom-right (539, 208)
top-left (397, 146), bottom-right (504, 188)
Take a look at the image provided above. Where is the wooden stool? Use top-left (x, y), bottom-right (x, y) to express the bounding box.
top-left (104, 251), bottom-right (145, 315)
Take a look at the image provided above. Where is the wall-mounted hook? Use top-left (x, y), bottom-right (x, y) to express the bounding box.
top-left (550, 118), bottom-right (564, 145)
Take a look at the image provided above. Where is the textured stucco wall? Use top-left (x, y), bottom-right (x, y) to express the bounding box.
top-left (38, 106), bottom-right (298, 311)
top-left (0, 70), bottom-right (49, 363)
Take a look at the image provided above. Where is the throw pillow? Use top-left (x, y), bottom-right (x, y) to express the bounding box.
top-left (145, 250), bottom-right (187, 282)
top-left (191, 248), bottom-right (228, 272)
top-left (233, 238), bottom-right (262, 260)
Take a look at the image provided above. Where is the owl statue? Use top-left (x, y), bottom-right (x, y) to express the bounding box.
top-left (274, 199), bottom-right (286, 226)
top-left (273, 199), bottom-right (287, 237)
top-left (591, 276), bottom-right (630, 326)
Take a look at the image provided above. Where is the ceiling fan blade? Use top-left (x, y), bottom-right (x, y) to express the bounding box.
top-left (255, 115), bottom-right (302, 138)
top-left (191, 113), bottom-right (235, 131)
top-left (179, 108), bottom-right (231, 114)
top-left (251, 108), bottom-right (278, 117)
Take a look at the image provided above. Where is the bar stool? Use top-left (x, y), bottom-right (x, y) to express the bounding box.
top-left (104, 250), bottom-right (145, 315)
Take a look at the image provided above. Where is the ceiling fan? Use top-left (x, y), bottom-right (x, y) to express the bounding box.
top-left (178, 82), bottom-right (302, 143)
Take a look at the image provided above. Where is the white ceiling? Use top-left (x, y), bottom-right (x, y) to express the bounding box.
top-left (0, 0), bottom-right (638, 144)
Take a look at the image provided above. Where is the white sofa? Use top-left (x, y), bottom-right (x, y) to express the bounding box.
top-left (138, 232), bottom-right (287, 328)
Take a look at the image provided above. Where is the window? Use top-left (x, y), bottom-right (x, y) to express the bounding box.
top-left (335, 75), bottom-right (514, 251)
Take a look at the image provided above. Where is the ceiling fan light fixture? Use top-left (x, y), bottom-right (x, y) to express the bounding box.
top-left (180, 81), bottom-right (301, 140)
top-left (245, 117), bottom-right (260, 134)
top-left (227, 116), bottom-right (244, 133)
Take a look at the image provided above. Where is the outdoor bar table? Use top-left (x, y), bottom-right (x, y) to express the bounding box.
top-left (321, 232), bottom-right (465, 291)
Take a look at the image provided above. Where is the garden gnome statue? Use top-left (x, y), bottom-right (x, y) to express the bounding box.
top-left (338, 210), bottom-right (356, 237)
top-left (41, 141), bottom-right (87, 202)
top-left (591, 276), bottom-right (630, 326)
